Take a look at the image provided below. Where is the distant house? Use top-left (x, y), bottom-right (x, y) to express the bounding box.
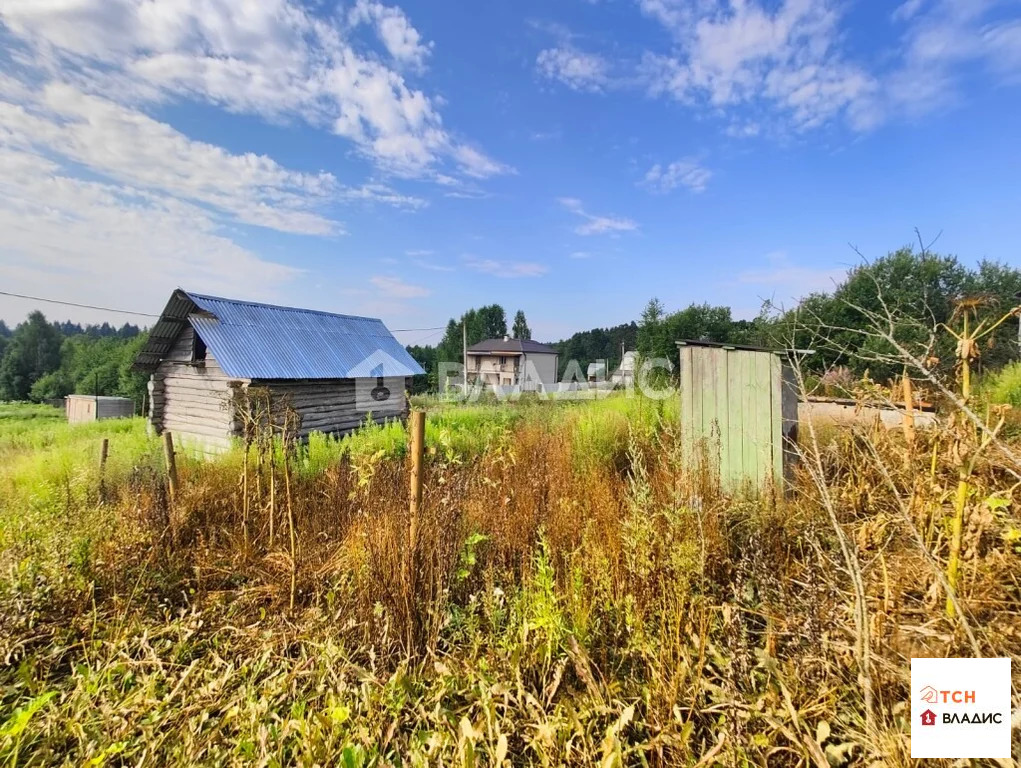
top-left (66, 394), bottom-right (134, 424)
top-left (466, 336), bottom-right (558, 392)
top-left (587, 360), bottom-right (607, 383)
top-left (610, 351), bottom-right (637, 387)
top-left (133, 290), bottom-right (424, 451)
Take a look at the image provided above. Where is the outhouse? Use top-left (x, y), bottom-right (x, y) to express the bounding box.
top-left (677, 340), bottom-right (799, 495)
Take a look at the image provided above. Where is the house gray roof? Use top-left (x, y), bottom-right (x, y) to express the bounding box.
top-left (133, 289), bottom-right (425, 379)
top-left (466, 338), bottom-right (558, 355)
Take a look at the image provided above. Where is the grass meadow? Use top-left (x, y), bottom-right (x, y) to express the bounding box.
top-left (0, 394), bottom-right (1018, 766)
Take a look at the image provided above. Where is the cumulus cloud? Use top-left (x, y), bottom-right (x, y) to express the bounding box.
top-left (641, 159), bottom-right (712, 193)
top-left (349, 0), bottom-right (432, 69)
top-left (536, 46), bottom-right (611, 91)
top-left (0, 0), bottom-right (507, 180)
top-left (558, 197), bottom-right (638, 236)
top-left (0, 147), bottom-right (302, 321)
top-left (540, 0), bottom-right (1021, 135)
top-left (0, 82), bottom-right (344, 235)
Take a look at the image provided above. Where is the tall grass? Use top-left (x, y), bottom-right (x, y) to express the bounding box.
top-left (0, 395), bottom-right (1018, 765)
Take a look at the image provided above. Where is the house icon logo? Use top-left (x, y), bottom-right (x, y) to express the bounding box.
top-left (919, 685), bottom-right (938, 704)
top-left (920, 709), bottom-right (937, 726)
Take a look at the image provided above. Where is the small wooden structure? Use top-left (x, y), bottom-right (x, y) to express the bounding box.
top-left (65, 394), bottom-right (135, 424)
top-left (677, 340), bottom-right (798, 495)
top-left (132, 290), bottom-right (424, 452)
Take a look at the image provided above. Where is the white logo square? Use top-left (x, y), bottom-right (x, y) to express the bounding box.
top-left (910, 657), bottom-right (1012, 759)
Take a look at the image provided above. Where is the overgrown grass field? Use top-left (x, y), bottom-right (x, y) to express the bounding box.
top-left (0, 395), bottom-right (1018, 766)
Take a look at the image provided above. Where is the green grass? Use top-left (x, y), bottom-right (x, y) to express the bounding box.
top-left (984, 360), bottom-right (1021, 408)
top-left (0, 395), bottom-right (656, 588)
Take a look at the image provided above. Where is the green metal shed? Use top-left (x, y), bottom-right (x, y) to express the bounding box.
top-left (677, 340), bottom-right (799, 495)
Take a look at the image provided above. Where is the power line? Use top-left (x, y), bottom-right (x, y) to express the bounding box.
top-left (0, 290), bottom-right (159, 317)
top-left (0, 290), bottom-right (450, 333)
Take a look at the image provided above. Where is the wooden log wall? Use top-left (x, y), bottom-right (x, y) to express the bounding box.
top-left (150, 326), bottom-right (241, 451)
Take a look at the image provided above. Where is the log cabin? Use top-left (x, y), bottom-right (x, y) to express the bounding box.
top-left (133, 290), bottom-right (424, 451)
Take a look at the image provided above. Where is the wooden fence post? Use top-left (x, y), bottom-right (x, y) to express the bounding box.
top-left (408, 410), bottom-right (425, 557)
top-left (162, 431), bottom-right (179, 541)
top-left (98, 437), bottom-right (109, 502)
top-left (406, 410), bottom-right (425, 650)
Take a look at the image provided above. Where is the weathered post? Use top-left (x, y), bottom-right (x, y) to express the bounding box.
top-left (162, 431), bottom-right (179, 541)
top-left (408, 410), bottom-right (425, 557)
top-left (98, 437), bottom-right (109, 502)
top-left (406, 410), bottom-right (425, 649)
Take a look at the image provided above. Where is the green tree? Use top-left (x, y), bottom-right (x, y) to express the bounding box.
top-left (512, 310), bottom-right (531, 340)
top-left (965, 260), bottom-right (1021, 371)
top-left (777, 247), bottom-right (971, 380)
top-left (553, 322), bottom-right (637, 378)
top-left (0, 311), bottom-right (63, 400)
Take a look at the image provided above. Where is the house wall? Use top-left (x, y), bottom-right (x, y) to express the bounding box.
top-left (467, 353), bottom-right (519, 386)
top-left (521, 353), bottom-right (558, 392)
top-left (149, 325), bottom-right (238, 451)
top-left (255, 377), bottom-right (408, 438)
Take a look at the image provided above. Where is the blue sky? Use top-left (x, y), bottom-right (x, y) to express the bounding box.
top-left (1, 0), bottom-right (1020, 345)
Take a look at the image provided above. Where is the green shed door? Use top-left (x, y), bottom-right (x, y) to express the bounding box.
top-left (679, 345), bottom-right (790, 495)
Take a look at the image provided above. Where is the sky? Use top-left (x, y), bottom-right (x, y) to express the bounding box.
top-left (1, 0), bottom-right (1020, 347)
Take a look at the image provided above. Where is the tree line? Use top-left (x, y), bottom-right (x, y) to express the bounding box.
top-left (0, 312), bottom-right (149, 405)
top-left (634, 247), bottom-right (1021, 383)
top-left (409, 247), bottom-right (1021, 393)
top-left (5, 246), bottom-right (1018, 404)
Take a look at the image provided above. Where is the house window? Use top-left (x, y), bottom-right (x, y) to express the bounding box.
top-left (499, 356), bottom-right (506, 366)
top-left (192, 333), bottom-right (207, 364)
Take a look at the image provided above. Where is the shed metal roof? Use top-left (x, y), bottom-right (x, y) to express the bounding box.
top-left (133, 289), bottom-right (425, 379)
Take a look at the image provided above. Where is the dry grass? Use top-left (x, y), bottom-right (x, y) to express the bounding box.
top-left (0, 396), bottom-right (1019, 766)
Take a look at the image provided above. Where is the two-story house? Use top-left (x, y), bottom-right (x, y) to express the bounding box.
top-left (466, 336), bottom-right (559, 392)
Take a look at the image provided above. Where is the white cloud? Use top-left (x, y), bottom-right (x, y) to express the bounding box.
top-left (370, 275), bottom-right (431, 297)
top-left (641, 159), bottom-right (712, 193)
top-left (536, 46), bottom-right (611, 91)
top-left (540, 0), bottom-right (1021, 135)
top-left (877, 1), bottom-right (1021, 122)
top-left (405, 249), bottom-right (434, 256)
top-left (0, 0), bottom-right (506, 180)
top-left (463, 257), bottom-right (549, 278)
top-left (0, 147), bottom-right (301, 322)
top-left (724, 120), bottom-right (761, 137)
top-left (569, 251), bottom-right (593, 259)
top-left (0, 82), bottom-right (343, 235)
top-left (639, 0), bottom-right (878, 131)
top-left (558, 197), bottom-right (638, 236)
top-left (349, 0), bottom-right (432, 69)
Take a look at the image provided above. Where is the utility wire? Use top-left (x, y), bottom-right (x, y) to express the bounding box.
top-left (0, 290), bottom-right (450, 333)
top-left (0, 290), bottom-right (160, 317)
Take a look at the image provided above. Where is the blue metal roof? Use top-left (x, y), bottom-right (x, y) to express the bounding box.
top-left (134, 289), bottom-right (424, 379)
